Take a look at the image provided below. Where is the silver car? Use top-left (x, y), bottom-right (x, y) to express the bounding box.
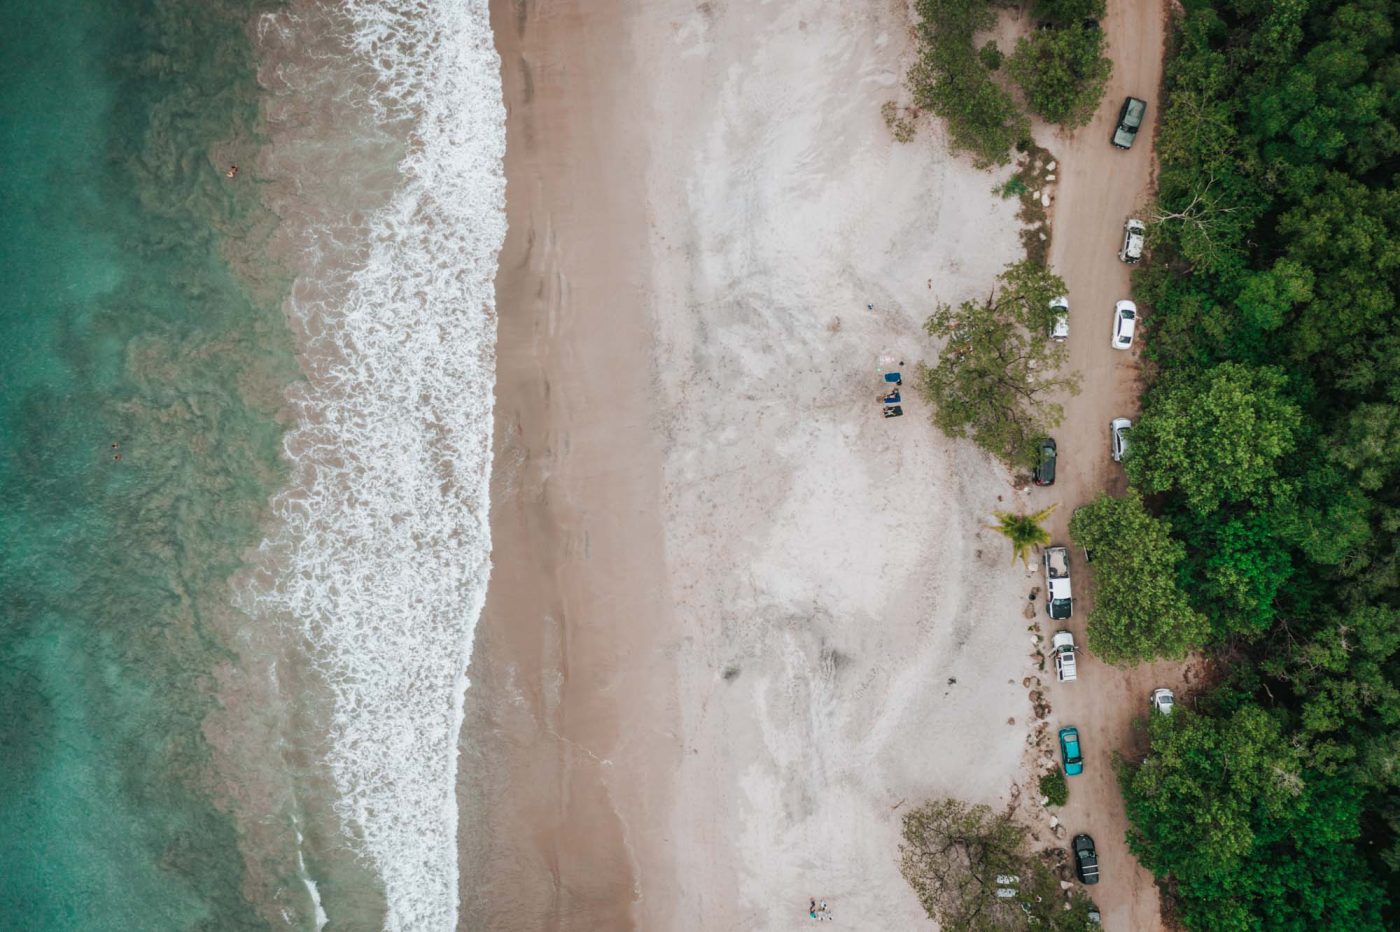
top-left (1111, 417), bottom-right (1131, 462)
top-left (1112, 300), bottom-right (1137, 350)
top-left (1150, 688), bottom-right (1175, 714)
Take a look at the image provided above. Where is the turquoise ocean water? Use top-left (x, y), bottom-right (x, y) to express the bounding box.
top-left (0, 1), bottom-right (299, 927)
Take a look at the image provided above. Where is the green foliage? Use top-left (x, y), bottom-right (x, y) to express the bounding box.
top-left (1120, 0), bottom-right (1400, 924)
top-left (1070, 490), bottom-right (1208, 663)
top-left (1033, 0), bottom-right (1106, 22)
top-left (918, 261), bottom-right (1079, 469)
top-left (1126, 363), bottom-right (1302, 515)
top-left (1039, 768), bottom-right (1068, 806)
top-left (979, 40), bottom-right (1004, 72)
top-left (1123, 706), bottom-right (1384, 930)
top-left (899, 798), bottom-right (1097, 930)
top-left (990, 505), bottom-right (1057, 566)
top-left (907, 0), bottom-right (1030, 167)
top-left (1009, 23), bottom-right (1113, 127)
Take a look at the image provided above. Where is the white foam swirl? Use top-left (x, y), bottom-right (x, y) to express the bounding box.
top-left (255, 1), bottom-right (504, 927)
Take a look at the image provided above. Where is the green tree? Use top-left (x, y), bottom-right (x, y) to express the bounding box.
top-left (918, 260), bottom-right (1080, 468)
top-left (1126, 363), bottom-right (1302, 514)
top-left (1191, 513), bottom-right (1293, 638)
top-left (907, 0), bottom-right (1030, 166)
top-left (1009, 23), bottom-right (1112, 127)
top-left (899, 798), bottom-right (1097, 930)
top-left (1070, 491), bottom-right (1208, 662)
top-left (1032, 0), bottom-right (1106, 23)
top-left (990, 504), bottom-right (1057, 568)
top-left (1124, 705), bottom-right (1384, 930)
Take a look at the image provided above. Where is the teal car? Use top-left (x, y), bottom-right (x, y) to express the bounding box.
top-left (1059, 726), bottom-right (1084, 776)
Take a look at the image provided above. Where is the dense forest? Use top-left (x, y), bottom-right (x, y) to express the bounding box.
top-left (1107, 0), bottom-right (1400, 928)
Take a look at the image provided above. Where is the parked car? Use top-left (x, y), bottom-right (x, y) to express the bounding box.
top-left (1033, 437), bottom-right (1058, 486)
top-left (1049, 296), bottom-right (1070, 341)
top-left (1151, 687), bottom-right (1176, 715)
top-left (1111, 417), bottom-right (1132, 462)
top-left (1120, 218), bottom-right (1146, 263)
top-left (1059, 726), bottom-right (1084, 776)
top-left (1112, 300), bottom-right (1137, 350)
top-left (1043, 546), bottom-right (1073, 620)
top-left (1073, 833), bottom-right (1100, 885)
top-left (1052, 630), bottom-right (1078, 682)
top-left (1113, 96), bottom-right (1147, 149)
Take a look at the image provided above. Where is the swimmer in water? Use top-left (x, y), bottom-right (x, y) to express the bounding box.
top-left (225, 164), bottom-right (238, 179)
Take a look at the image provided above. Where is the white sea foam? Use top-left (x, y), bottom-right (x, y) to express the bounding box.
top-left (252, 1), bottom-right (505, 928)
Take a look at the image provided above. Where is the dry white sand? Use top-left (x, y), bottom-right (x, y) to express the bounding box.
top-left (629, 1), bottom-right (1042, 926)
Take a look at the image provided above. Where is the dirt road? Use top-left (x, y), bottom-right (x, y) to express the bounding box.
top-left (1024, 2), bottom-right (1185, 929)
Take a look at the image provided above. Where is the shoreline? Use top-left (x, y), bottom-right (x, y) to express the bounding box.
top-left (457, 1), bottom-right (677, 926)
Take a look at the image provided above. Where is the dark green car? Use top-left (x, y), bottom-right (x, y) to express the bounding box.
top-left (1112, 96), bottom-right (1147, 149)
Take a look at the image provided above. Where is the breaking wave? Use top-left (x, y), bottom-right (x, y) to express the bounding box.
top-left (248, 0), bottom-right (505, 927)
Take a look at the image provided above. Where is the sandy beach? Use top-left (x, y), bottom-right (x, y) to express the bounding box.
top-left (461, 0), bottom-right (1165, 928)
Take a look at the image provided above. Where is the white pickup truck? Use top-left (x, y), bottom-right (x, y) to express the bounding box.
top-left (1052, 630), bottom-right (1078, 681)
top-left (1044, 546), bottom-right (1073, 620)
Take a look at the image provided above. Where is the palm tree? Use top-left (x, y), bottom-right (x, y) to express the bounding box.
top-left (989, 504), bottom-right (1058, 568)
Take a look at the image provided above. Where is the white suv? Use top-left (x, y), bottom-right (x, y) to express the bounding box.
top-left (1049, 296), bottom-right (1069, 342)
top-left (1120, 219), bottom-right (1145, 263)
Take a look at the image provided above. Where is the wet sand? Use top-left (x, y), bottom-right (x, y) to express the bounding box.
top-left (457, 1), bottom-right (675, 926)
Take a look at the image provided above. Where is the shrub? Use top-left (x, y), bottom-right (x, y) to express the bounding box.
top-left (1039, 768), bottom-right (1069, 806)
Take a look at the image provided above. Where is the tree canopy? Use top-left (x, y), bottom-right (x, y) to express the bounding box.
top-left (1009, 23), bottom-right (1112, 127)
top-left (1110, 0), bottom-right (1400, 925)
top-left (899, 798), bottom-right (1097, 930)
top-left (1069, 491), bottom-right (1208, 663)
top-left (1124, 363), bottom-right (1302, 515)
top-left (918, 260), bottom-right (1079, 469)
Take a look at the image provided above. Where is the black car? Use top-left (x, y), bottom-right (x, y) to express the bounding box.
top-left (1073, 833), bottom-right (1100, 885)
top-left (1033, 437), bottom-right (1058, 486)
top-left (1112, 96), bottom-right (1147, 149)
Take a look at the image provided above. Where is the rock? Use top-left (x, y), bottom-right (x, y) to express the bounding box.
top-left (1060, 880), bottom-right (1073, 891)
top-left (1041, 192), bottom-right (1052, 207)
top-left (1032, 189), bottom-right (1042, 200)
top-left (1007, 717), bottom-right (1016, 725)
top-left (1022, 677), bottom-right (1034, 688)
top-left (1052, 824), bottom-right (1067, 839)
top-left (1038, 232), bottom-right (1048, 241)
top-left (1045, 174), bottom-right (1056, 181)
top-left (1049, 816), bottom-right (1059, 828)
top-left (1047, 160), bottom-right (1057, 171)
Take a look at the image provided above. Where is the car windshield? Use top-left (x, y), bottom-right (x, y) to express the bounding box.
top-left (1121, 308), bottom-right (1135, 319)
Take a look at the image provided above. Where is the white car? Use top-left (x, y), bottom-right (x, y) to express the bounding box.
top-left (1150, 688), bottom-right (1175, 715)
top-left (1049, 296), bottom-right (1069, 342)
top-left (1112, 300), bottom-right (1137, 349)
top-left (1111, 417), bottom-right (1131, 462)
top-left (1052, 630), bottom-right (1078, 682)
top-left (1120, 218), bottom-right (1146, 263)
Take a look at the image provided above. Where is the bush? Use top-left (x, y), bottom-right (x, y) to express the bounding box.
top-left (1039, 768), bottom-right (1069, 806)
top-left (979, 40), bottom-right (1004, 72)
top-left (1008, 22), bottom-right (1112, 127)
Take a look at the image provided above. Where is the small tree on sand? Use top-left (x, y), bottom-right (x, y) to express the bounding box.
top-left (990, 504), bottom-right (1057, 568)
top-left (899, 798), bottom-right (1097, 930)
top-left (918, 261), bottom-right (1080, 470)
